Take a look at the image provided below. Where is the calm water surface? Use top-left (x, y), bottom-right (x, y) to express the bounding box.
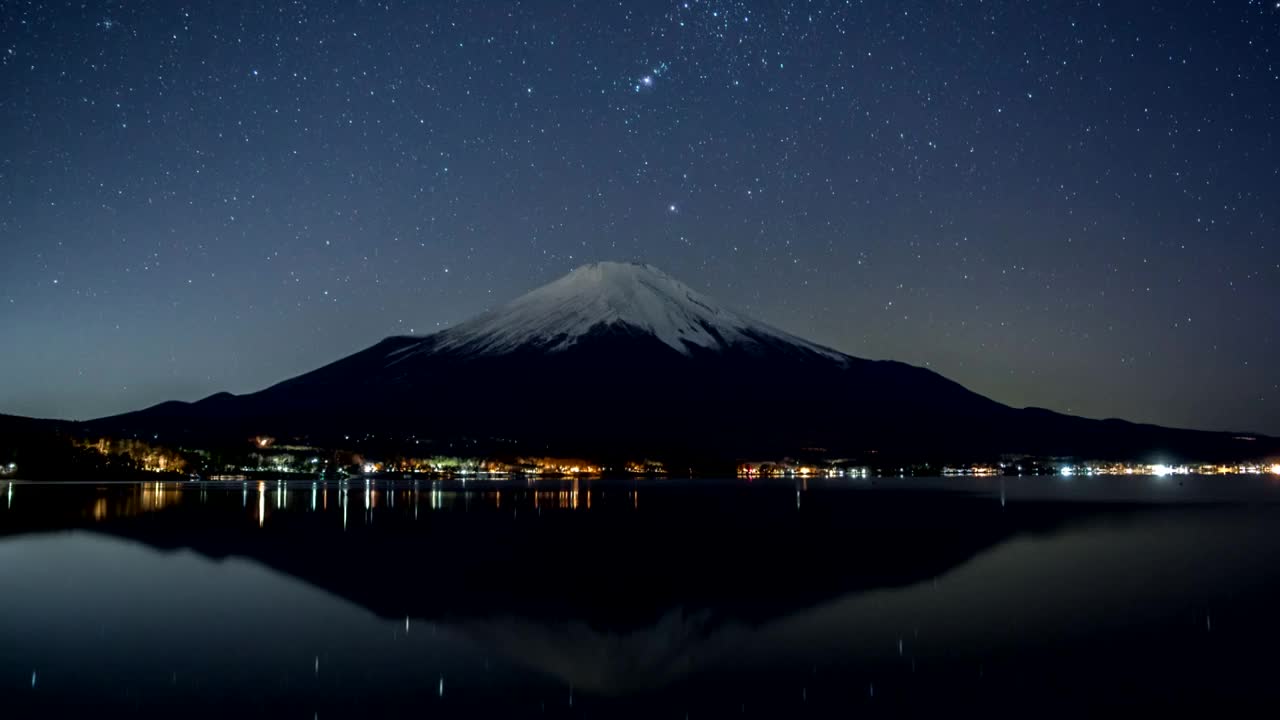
top-left (3, 475), bottom-right (1280, 717)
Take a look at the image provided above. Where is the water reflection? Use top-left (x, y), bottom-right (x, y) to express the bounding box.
top-left (50, 483), bottom-right (191, 523)
top-left (455, 506), bottom-right (1277, 695)
top-left (7, 473), bottom-right (1280, 533)
top-left (3, 478), bottom-right (1280, 715)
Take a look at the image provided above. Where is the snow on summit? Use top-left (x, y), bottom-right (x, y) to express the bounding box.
top-left (426, 261), bottom-right (846, 358)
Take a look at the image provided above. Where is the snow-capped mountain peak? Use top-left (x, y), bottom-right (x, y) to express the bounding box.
top-left (421, 261), bottom-right (845, 359)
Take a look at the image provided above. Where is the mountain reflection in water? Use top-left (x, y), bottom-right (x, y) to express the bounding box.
top-left (3, 477), bottom-right (1280, 717)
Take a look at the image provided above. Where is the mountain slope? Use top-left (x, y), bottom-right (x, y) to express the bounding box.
top-left (418, 261), bottom-right (845, 359)
top-left (92, 262), bottom-right (1275, 464)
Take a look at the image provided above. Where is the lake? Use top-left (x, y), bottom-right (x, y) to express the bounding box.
top-left (3, 475), bottom-right (1280, 717)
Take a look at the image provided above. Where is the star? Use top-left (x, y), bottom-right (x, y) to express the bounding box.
top-left (3, 0), bottom-right (1276, 436)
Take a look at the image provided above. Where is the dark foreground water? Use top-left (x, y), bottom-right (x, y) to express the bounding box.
top-left (3, 475), bottom-right (1280, 718)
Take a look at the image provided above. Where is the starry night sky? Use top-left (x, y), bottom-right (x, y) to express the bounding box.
top-left (1, 1), bottom-right (1277, 434)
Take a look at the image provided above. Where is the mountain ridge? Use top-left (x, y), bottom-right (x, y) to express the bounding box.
top-left (391, 261), bottom-right (847, 361)
top-left (80, 261), bottom-right (1276, 465)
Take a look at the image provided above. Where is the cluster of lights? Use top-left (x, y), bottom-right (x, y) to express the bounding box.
top-left (942, 466), bottom-right (1000, 476)
top-left (352, 458), bottom-right (603, 476)
top-left (80, 438), bottom-right (187, 473)
top-left (1060, 462), bottom-right (1280, 477)
top-left (1062, 464), bottom-right (1189, 477)
top-left (739, 465), bottom-right (870, 478)
top-left (623, 461), bottom-right (667, 474)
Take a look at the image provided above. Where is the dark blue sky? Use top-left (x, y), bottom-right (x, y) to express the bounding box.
top-left (2, 1), bottom-right (1277, 434)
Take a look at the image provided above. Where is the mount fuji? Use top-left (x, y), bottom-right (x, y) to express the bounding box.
top-left (94, 261), bottom-right (1272, 465)
top-left (424, 261), bottom-right (845, 359)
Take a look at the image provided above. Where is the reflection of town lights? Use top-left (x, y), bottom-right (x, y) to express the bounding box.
top-left (1059, 467), bottom-right (1073, 476)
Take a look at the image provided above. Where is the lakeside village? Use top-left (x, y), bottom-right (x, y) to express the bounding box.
top-left (2, 432), bottom-right (1278, 482)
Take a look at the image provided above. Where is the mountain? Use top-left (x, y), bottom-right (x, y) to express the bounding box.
top-left (91, 261), bottom-right (1274, 465)
top-left (426, 260), bottom-right (844, 359)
